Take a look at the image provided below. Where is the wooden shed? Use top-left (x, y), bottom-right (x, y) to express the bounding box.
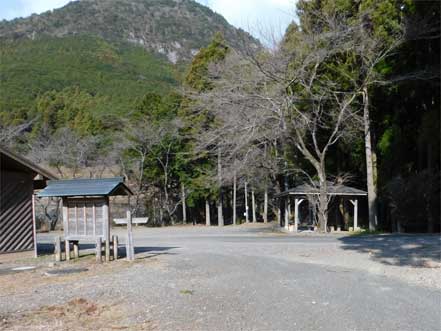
top-left (37, 177), bottom-right (132, 261)
top-left (0, 145), bottom-right (56, 254)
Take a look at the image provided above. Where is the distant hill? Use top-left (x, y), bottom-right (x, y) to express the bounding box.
top-left (0, 0), bottom-right (260, 125)
top-left (0, 0), bottom-right (258, 63)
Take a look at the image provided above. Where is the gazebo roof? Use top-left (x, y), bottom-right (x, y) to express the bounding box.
top-left (37, 177), bottom-right (132, 197)
top-left (276, 182), bottom-right (367, 198)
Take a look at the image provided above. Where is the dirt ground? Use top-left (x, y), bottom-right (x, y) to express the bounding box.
top-left (0, 252), bottom-right (163, 330)
top-left (1, 224), bottom-right (440, 331)
top-left (1, 298), bottom-right (154, 331)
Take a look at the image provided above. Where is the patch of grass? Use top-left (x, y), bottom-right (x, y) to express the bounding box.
top-left (179, 289), bottom-right (194, 295)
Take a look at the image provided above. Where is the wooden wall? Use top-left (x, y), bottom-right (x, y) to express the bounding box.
top-left (0, 170), bottom-right (34, 253)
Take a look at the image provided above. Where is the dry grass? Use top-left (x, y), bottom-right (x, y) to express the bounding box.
top-left (0, 298), bottom-right (155, 331)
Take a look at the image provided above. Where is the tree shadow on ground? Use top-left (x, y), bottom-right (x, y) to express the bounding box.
top-left (37, 243), bottom-right (178, 260)
top-left (338, 235), bottom-right (441, 268)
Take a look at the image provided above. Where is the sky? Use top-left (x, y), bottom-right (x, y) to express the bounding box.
top-left (0, 0), bottom-right (297, 42)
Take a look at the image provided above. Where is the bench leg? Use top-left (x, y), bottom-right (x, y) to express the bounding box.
top-left (112, 235), bottom-right (118, 261)
top-left (96, 238), bottom-right (102, 263)
top-left (73, 241), bottom-right (79, 259)
top-left (65, 240), bottom-right (70, 261)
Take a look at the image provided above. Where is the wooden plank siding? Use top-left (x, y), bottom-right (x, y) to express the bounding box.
top-left (0, 171), bottom-right (34, 253)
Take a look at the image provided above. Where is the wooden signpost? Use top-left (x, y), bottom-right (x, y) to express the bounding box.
top-left (113, 213), bottom-right (147, 261)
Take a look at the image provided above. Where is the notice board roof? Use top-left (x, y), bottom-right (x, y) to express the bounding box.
top-left (37, 177), bottom-right (132, 197)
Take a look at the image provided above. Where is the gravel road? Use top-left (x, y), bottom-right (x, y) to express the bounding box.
top-left (1, 224), bottom-right (440, 331)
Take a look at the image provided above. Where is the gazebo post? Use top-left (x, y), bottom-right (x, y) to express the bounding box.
top-left (284, 196), bottom-right (289, 230)
top-left (294, 198), bottom-right (304, 232)
top-left (350, 199), bottom-right (359, 230)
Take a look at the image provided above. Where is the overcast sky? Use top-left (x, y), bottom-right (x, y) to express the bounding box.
top-left (0, 0), bottom-right (297, 41)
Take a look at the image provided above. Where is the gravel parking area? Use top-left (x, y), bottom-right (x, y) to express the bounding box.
top-left (1, 224), bottom-right (440, 331)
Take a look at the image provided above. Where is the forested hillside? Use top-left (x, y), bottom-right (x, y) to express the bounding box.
top-left (0, 0), bottom-right (258, 126)
top-left (1, 0), bottom-right (439, 232)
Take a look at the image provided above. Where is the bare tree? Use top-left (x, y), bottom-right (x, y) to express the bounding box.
top-left (189, 10), bottom-right (402, 231)
top-left (0, 122), bottom-right (32, 147)
top-left (120, 117), bottom-right (183, 222)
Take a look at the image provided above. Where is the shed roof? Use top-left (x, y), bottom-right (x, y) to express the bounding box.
top-left (276, 182), bottom-right (367, 198)
top-left (37, 177), bottom-right (132, 197)
top-left (0, 145), bottom-right (57, 180)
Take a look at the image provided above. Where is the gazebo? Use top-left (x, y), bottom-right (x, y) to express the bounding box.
top-left (38, 177), bottom-right (132, 261)
top-left (276, 182), bottom-right (367, 232)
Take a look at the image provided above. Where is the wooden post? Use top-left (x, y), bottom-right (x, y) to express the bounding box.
top-left (103, 197), bottom-right (110, 262)
top-left (251, 189), bottom-right (257, 223)
top-left (54, 236), bottom-right (61, 262)
top-left (65, 240), bottom-right (70, 261)
top-left (294, 199), bottom-right (304, 232)
top-left (350, 199), bottom-right (359, 230)
top-left (83, 203), bottom-right (87, 235)
top-left (113, 235), bottom-right (118, 260)
top-left (284, 197), bottom-right (289, 230)
top-left (62, 198), bottom-right (69, 238)
top-left (32, 194), bottom-right (38, 258)
top-left (92, 202), bottom-right (96, 237)
top-left (96, 237), bottom-right (102, 263)
top-left (245, 181), bottom-right (249, 223)
top-left (73, 241), bottom-right (79, 259)
top-left (233, 172), bottom-right (237, 226)
top-left (126, 210), bottom-right (135, 261)
top-left (182, 183), bottom-right (187, 224)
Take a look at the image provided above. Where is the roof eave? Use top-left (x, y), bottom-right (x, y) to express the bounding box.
top-left (0, 145), bottom-right (57, 180)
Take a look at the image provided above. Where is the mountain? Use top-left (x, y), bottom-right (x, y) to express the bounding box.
top-left (0, 0), bottom-right (259, 126)
top-left (0, 0), bottom-right (258, 63)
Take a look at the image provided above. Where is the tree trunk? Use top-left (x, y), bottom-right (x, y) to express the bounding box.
top-left (233, 172), bottom-right (237, 225)
top-left (338, 198), bottom-right (351, 230)
top-left (217, 150), bottom-right (224, 226)
top-left (317, 170), bottom-right (328, 232)
top-left (205, 199), bottom-right (211, 226)
top-left (426, 179), bottom-right (434, 233)
top-left (363, 87), bottom-right (379, 231)
top-left (244, 181), bottom-right (249, 223)
top-left (263, 188), bottom-right (268, 223)
top-left (182, 183), bottom-right (187, 224)
top-left (251, 189), bottom-right (257, 223)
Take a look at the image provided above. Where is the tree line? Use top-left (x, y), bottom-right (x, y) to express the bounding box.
top-left (2, 0), bottom-right (439, 232)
